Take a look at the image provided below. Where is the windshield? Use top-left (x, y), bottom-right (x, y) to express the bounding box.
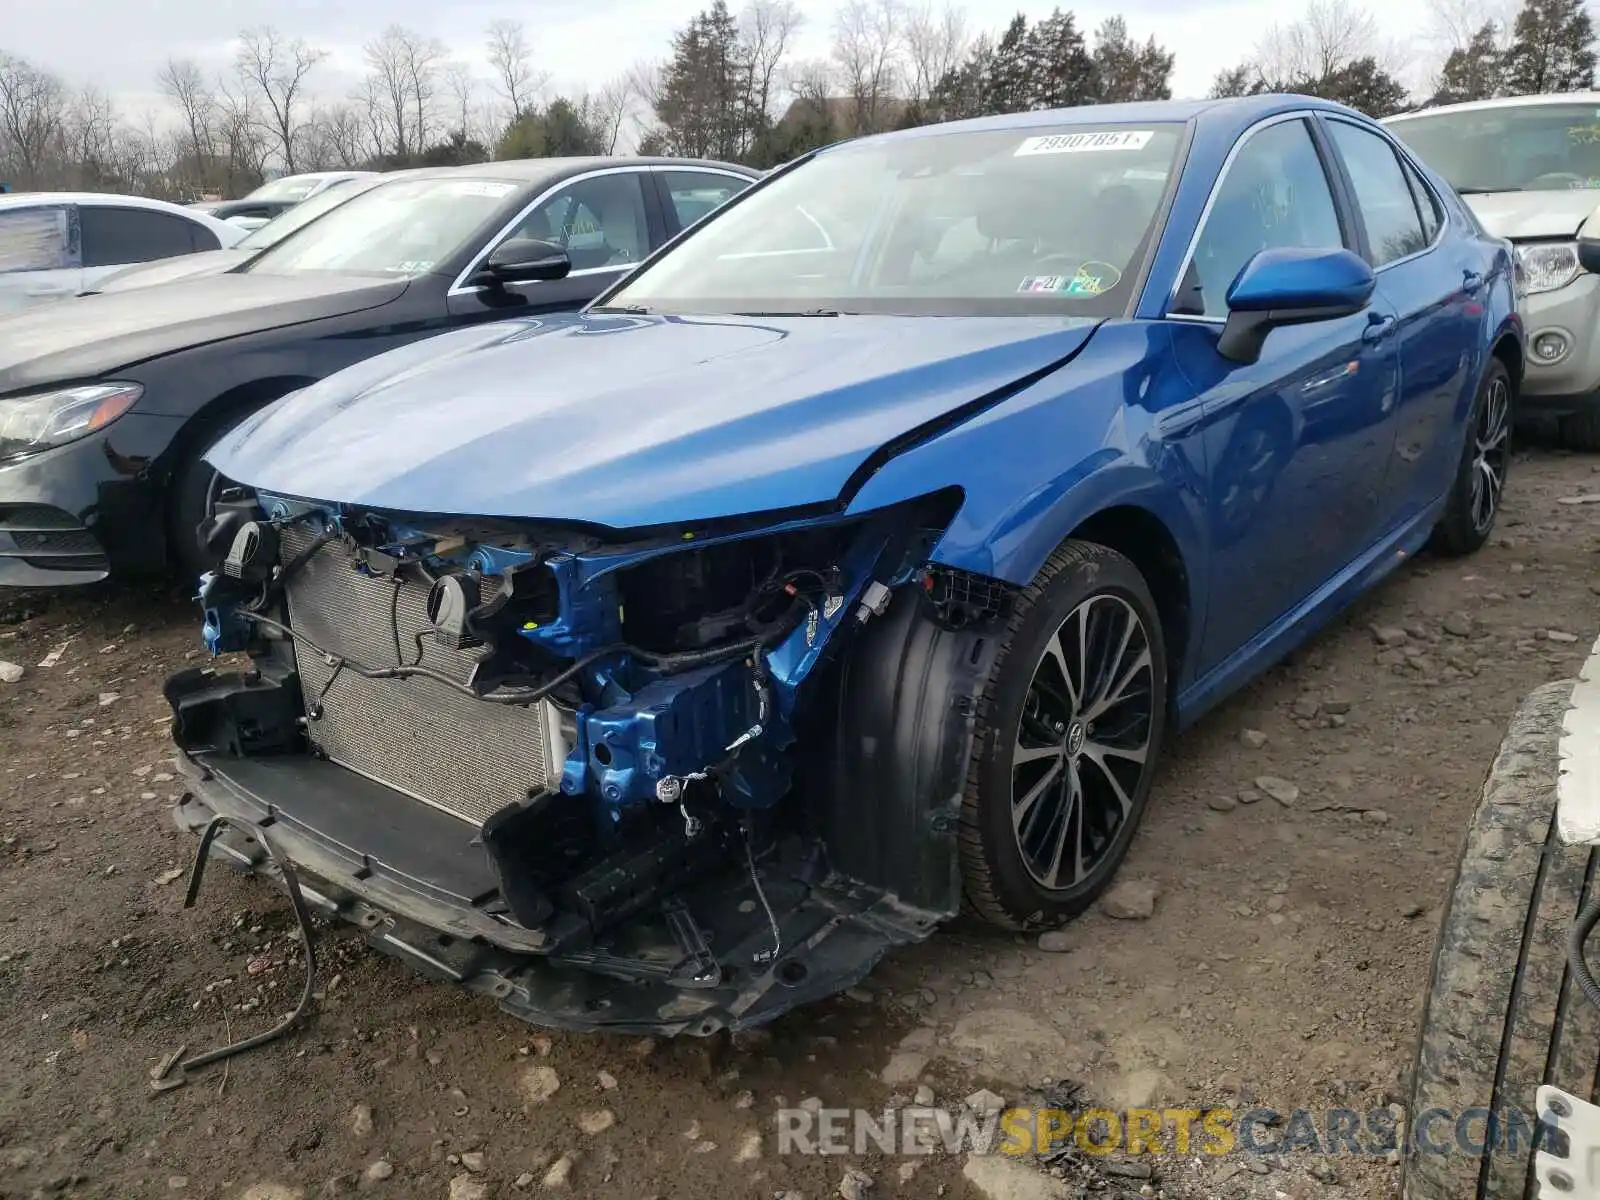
top-left (236, 178), bottom-right (381, 250)
top-left (246, 175), bottom-right (331, 203)
top-left (1389, 103), bottom-right (1600, 193)
top-left (243, 177), bottom-right (522, 278)
top-left (603, 123), bottom-right (1183, 317)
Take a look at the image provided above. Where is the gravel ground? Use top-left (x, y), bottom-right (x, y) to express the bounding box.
top-left (1, 445), bottom-right (1597, 1200)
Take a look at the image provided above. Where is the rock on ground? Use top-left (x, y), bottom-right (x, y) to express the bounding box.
top-left (518, 1065), bottom-right (560, 1106)
top-left (1099, 877), bottom-right (1160, 919)
top-left (447, 1176), bottom-right (488, 1200)
top-left (949, 1009), bottom-right (1068, 1067)
top-left (880, 1051), bottom-right (927, 1085)
top-left (962, 1153), bottom-right (1071, 1200)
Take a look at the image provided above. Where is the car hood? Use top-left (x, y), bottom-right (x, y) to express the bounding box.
top-left (211, 312), bottom-right (1101, 528)
top-left (0, 272), bottom-right (410, 394)
top-left (1464, 190), bottom-right (1600, 240)
top-left (90, 248), bottom-right (255, 293)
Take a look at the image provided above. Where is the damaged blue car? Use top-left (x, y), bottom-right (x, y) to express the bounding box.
top-left (165, 95), bottom-right (1520, 1037)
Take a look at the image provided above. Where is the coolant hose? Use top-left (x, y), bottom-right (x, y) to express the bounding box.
top-left (1567, 892), bottom-right (1600, 1012)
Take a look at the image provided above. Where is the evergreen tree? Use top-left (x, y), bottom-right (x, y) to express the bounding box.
top-left (1433, 22), bottom-right (1506, 103)
top-left (497, 98), bottom-right (608, 159)
top-left (1313, 56), bottom-right (1410, 115)
top-left (982, 15), bottom-right (1035, 115)
top-left (927, 40), bottom-right (994, 121)
top-left (1026, 8), bottom-right (1097, 109)
top-left (1209, 64), bottom-right (1271, 98)
top-left (1504, 0), bottom-right (1597, 94)
top-left (651, 0), bottom-right (754, 160)
top-left (1091, 16), bottom-right (1175, 102)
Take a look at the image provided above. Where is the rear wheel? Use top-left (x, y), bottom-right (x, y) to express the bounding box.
top-left (1403, 680), bottom-right (1598, 1199)
top-left (958, 541), bottom-right (1167, 931)
top-left (1429, 359), bottom-right (1511, 558)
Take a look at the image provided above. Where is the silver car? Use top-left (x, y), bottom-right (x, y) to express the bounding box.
top-left (1387, 94), bottom-right (1600, 448)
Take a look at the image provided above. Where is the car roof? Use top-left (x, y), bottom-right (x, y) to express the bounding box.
top-left (1384, 93), bottom-right (1600, 123)
top-left (268, 170), bottom-right (380, 183)
top-left (0, 191), bottom-right (247, 239)
top-left (837, 93), bottom-right (1372, 149)
top-left (366, 157), bottom-right (758, 185)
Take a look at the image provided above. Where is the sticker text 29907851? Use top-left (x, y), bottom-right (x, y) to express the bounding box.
top-left (1014, 130), bottom-right (1154, 156)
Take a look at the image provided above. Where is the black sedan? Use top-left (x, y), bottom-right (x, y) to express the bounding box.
top-left (0, 156), bottom-right (758, 587)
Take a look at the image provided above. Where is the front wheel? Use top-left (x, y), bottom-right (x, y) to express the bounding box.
top-left (959, 541), bottom-right (1168, 931)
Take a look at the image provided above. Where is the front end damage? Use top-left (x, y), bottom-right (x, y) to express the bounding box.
top-left (166, 486), bottom-right (1010, 1034)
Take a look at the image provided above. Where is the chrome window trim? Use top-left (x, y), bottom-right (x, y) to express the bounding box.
top-left (1322, 114), bottom-right (1448, 273)
top-left (448, 164), bottom-right (657, 297)
top-left (1163, 110), bottom-right (1328, 319)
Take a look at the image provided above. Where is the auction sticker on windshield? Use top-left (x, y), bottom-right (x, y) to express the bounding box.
top-left (1015, 131), bottom-right (1154, 156)
top-left (445, 181), bottom-right (517, 197)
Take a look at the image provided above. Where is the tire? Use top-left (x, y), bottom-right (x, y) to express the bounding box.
top-left (958, 540), bottom-right (1168, 931)
top-left (1403, 680), bottom-right (1597, 1200)
top-left (1429, 358), bottom-right (1512, 558)
top-left (1559, 410), bottom-right (1600, 453)
top-left (166, 407), bottom-right (258, 585)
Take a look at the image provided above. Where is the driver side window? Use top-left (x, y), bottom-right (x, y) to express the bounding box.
top-left (1174, 118), bottom-right (1346, 319)
top-left (505, 172), bottom-right (649, 273)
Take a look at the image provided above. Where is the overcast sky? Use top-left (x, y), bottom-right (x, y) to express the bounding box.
top-left (10, 0), bottom-right (1436, 122)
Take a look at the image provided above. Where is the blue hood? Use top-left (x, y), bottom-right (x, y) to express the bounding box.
top-left (211, 311), bottom-right (1100, 527)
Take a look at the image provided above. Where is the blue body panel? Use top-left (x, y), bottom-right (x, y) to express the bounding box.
top-left (210, 93), bottom-right (1523, 746)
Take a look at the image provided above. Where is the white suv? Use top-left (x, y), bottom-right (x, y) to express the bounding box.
top-left (1387, 95), bottom-right (1600, 449)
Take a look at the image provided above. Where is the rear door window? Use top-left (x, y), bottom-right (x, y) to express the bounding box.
top-left (80, 206), bottom-right (209, 267)
top-left (661, 170), bottom-right (751, 231)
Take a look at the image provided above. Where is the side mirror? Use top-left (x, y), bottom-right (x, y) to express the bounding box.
top-left (1217, 246), bottom-right (1377, 364)
top-left (1579, 208), bottom-right (1600, 275)
top-left (471, 238), bottom-right (572, 287)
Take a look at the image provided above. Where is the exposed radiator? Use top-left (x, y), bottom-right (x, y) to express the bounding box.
top-left (279, 525), bottom-right (553, 827)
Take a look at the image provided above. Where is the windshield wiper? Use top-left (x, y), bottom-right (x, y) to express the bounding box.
top-left (590, 303), bottom-right (653, 314)
top-left (1456, 186), bottom-right (1519, 194)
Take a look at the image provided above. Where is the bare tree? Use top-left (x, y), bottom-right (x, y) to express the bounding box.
top-left (443, 61), bottom-right (478, 139)
top-left (158, 58), bottom-right (219, 196)
top-left (1426, 0), bottom-right (1517, 50)
top-left (831, 0), bottom-right (904, 135)
top-left (215, 73), bottom-right (269, 193)
top-left (320, 102), bottom-right (375, 168)
top-left (235, 26), bottom-right (326, 173)
top-left (0, 53), bottom-right (67, 188)
top-left (739, 0), bottom-right (804, 130)
top-left (63, 86), bottom-right (118, 188)
top-left (486, 18), bottom-right (547, 121)
top-left (580, 74), bottom-right (637, 154)
top-left (902, 1), bottom-right (969, 108)
top-left (1254, 0), bottom-right (1390, 82)
top-left (363, 25), bottom-right (447, 160)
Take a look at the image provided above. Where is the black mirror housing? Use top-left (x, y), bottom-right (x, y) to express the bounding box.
top-left (472, 238), bottom-right (572, 287)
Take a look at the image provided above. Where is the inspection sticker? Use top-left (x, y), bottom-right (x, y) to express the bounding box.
top-left (1015, 130), bottom-right (1153, 156)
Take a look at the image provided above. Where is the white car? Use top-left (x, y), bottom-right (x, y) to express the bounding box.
top-left (188, 172), bottom-right (380, 230)
top-left (0, 193), bottom-right (248, 314)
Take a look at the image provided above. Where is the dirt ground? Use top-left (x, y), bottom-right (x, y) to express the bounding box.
top-left (2, 445), bottom-right (1598, 1200)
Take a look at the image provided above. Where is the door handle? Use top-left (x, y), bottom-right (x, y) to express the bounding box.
top-left (1362, 313), bottom-right (1396, 344)
top-left (1462, 269), bottom-right (1483, 294)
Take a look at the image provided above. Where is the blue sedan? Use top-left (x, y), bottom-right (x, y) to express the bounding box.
top-left (169, 95), bottom-right (1520, 1036)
